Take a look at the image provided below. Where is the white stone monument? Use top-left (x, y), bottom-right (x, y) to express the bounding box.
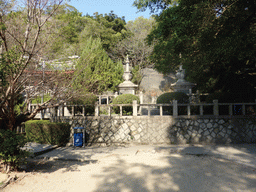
top-left (118, 55), bottom-right (138, 95)
top-left (171, 65), bottom-right (196, 94)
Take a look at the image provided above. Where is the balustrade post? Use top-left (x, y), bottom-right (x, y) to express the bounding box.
top-left (120, 106), bottom-right (123, 117)
top-left (242, 104), bottom-right (245, 115)
top-left (213, 100), bottom-right (219, 116)
top-left (95, 102), bottom-right (99, 116)
top-left (160, 105), bottom-right (163, 116)
top-left (28, 103), bottom-right (31, 113)
top-left (82, 106), bottom-right (85, 116)
top-left (229, 104), bottom-right (233, 116)
top-left (187, 105), bottom-right (191, 116)
top-left (139, 91), bottom-right (143, 104)
top-left (72, 106), bottom-right (75, 116)
top-left (57, 106), bottom-right (60, 117)
top-left (139, 91), bottom-right (143, 115)
top-left (99, 96), bottom-right (102, 105)
top-left (200, 105), bottom-right (203, 116)
top-left (133, 100), bottom-right (138, 116)
top-left (173, 100), bottom-right (178, 117)
top-left (108, 105), bottom-right (111, 116)
top-left (60, 104), bottom-right (64, 117)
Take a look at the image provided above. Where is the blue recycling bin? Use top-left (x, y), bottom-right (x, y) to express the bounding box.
top-left (74, 127), bottom-right (84, 147)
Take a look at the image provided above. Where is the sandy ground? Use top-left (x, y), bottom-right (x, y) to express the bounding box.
top-left (2, 146), bottom-right (256, 192)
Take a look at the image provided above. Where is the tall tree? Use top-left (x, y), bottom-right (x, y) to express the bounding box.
top-left (47, 4), bottom-right (87, 58)
top-left (0, 0), bottom-right (66, 131)
top-left (134, 0), bottom-right (256, 101)
top-left (81, 11), bottom-right (129, 61)
top-left (113, 16), bottom-right (156, 85)
top-left (73, 37), bottom-right (123, 94)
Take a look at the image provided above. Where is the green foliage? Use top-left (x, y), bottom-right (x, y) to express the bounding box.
top-left (48, 4), bottom-right (87, 58)
top-left (73, 37), bottom-right (123, 94)
top-left (68, 94), bottom-right (98, 115)
top-left (131, 65), bottom-right (143, 85)
top-left (135, 0), bottom-right (256, 96)
top-left (133, 0), bottom-right (177, 13)
top-left (25, 120), bottom-right (70, 146)
top-left (157, 92), bottom-right (189, 104)
top-left (112, 94), bottom-right (140, 115)
top-left (31, 94), bottom-right (52, 104)
top-left (0, 130), bottom-right (30, 171)
top-left (84, 11), bottom-right (128, 52)
top-left (157, 92), bottom-right (189, 115)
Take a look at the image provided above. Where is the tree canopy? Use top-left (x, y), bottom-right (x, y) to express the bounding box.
top-left (134, 0), bottom-right (256, 101)
top-left (73, 37), bottom-right (123, 94)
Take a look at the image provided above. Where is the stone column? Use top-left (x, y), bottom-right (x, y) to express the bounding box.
top-left (213, 100), bottom-right (219, 116)
top-left (95, 102), bottom-right (99, 116)
top-left (173, 100), bottom-right (178, 117)
top-left (133, 100), bottom-right (138, 116)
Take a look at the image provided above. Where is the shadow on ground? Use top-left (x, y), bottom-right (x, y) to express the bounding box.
top-left (24, 145), bottom-right (121, 174)
top-left (92, 146), bottom-right (256, 192)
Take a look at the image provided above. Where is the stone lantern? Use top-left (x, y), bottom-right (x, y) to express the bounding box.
top-left (118, 55), bottom-right (138, 95)
top-left (171, 65), bottom-right (196, 94)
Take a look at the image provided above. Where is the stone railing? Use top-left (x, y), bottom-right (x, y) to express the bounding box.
top-left (30, 100), bottom-right (256, 118)
top-left (45, 100), bottom-right (256, 145)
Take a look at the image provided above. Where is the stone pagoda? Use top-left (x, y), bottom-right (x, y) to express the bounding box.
top-left (118, 55), bottom-right (138, 95)
top-left (171, 65), bottom-right (196, 94)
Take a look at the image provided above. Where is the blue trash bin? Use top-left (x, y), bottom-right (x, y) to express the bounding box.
top-left (74, 127), bottom-right (84, 147)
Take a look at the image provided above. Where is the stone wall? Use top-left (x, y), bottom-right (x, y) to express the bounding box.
top-left (51, 116), bottom-right (256, 145)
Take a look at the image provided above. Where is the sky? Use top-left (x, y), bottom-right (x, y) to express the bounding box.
top-left (68, 0), bottom-right (153, 22)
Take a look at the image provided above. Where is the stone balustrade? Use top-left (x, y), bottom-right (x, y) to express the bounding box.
top-left (31, 100), bottom-right (256, 118)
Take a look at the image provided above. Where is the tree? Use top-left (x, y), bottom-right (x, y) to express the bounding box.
top-left (112, 16), bottom-right (156, 85)
top-left (47, 4), bottom-right (87, 59)
top-left (134, 0), bottom-right (256, 101)
top-left (0, 0), bottom-right (67, 131)
top-left (81, 11), bottom-right (129, 61)
top-left (73, 37), bottom-right (123, 94)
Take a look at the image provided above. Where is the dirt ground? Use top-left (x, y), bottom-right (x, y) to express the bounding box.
top-left (1, 147), bottom-right (256, 192)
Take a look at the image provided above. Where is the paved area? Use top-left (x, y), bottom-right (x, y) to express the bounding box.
top-left (1, 143), bottom-right (256, 192)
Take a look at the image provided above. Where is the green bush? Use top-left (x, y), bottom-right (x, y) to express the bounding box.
top-left (157, 92), bottom-right (189, 115)
top-left (157, 92), bottom-right (189, 104)
top-left (68, 94), bottom-right (97, 115)
top-left (112, 94), bottom-right (140, 115)
top-left (25, 120), bottom-right (70, 146)
top-left (0, 130), bottom-right (30, 171)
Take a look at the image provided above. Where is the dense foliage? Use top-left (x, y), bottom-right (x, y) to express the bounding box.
top-left (67, 93), bottom-right (98, 115)
top-left (112, 94), bottom-right (140, 115)
top-left (157, 92), bottom-right (189, 104)
top-left (73, 37), bottom-right (123, 94)
top-left (25, 120), bottom-right (70, 146)
top-left (134, 0), bottom-right (256, 100)
top-left (0, 130), bottom-right (30, 172)
top-left (157, 92), bottom-right (189, 115)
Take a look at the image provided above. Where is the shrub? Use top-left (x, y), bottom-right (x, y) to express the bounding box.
top-left (0, 130), bottom-right (30, 172)
top-left (67, 94), bottom-right (97, 115)
top-left (157, 92), bottom-right (189, 115)
top-left (112, 94), bottom-right (140, 115)
top-left (25, 120), bottom-right (70, 146)
top-left (157, 92), bottom-right (189, 104)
